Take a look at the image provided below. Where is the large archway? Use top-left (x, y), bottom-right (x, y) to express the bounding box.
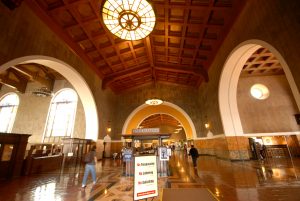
top-left (219, 40), bottom-right (300, 136)
top-left (0, 56), bottom-right (99, 140)
top-left (122, 101), bottom-right (197, 140)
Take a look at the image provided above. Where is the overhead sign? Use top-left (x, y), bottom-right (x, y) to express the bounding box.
top-left (132, 128), bottom-right (160, 134)
top-left (134, 155), bottom-right (158, 200)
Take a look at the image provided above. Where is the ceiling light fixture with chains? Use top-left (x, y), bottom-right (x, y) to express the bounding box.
top-left (102, 0), bottom-right (156, 40)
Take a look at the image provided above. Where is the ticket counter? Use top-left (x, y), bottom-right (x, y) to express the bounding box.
top-left (122, 133), bottom-right (171, 177)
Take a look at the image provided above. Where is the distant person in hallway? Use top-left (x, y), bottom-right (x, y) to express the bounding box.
top-left (184, 144), bottom-right (188, 157)
top-left (260, 144), bottom-right (267, 160)
top-left (82, 144), bottom-right (97, 189)
top-left (189, 145), bottom-right (199, 167)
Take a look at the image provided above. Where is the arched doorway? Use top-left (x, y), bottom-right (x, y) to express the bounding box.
top-left (219, 40), bottom-right (300, 137)
top-left (122, 101), bottom-right (197, 140)
top-left (0, 56), bottom-right (99, 140)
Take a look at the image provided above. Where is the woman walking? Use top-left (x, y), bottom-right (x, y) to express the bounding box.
top-left (82, 145), bottom-right (97, 188)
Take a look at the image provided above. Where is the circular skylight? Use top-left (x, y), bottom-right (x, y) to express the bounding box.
top-left (250, 84), bottom-right (270, 100)
top-left (102, 0), bottom-right (156, 40)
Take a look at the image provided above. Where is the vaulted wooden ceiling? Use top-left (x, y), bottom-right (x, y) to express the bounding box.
top-left (139, 113), bottom-right (180, 128)
top-left (24, 0), bottom-right (247, 93)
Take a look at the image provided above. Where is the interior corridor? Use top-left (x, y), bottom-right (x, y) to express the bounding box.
top-left (1, 151), bottom-right (300, 201)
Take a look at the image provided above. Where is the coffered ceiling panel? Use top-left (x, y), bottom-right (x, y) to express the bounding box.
top-left (26, 0), bottom-right (246, 93)
top-left (241, 47), bottom-right (284, 77)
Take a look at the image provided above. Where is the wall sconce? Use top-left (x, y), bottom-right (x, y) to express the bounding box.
top-left (205, 123), bottom-right (210, 129)
top-left (106, 121), bottom-right (111, 134)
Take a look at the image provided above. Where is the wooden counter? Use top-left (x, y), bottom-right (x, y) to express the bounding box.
top-left (0, 133), bottom-right (31, 179)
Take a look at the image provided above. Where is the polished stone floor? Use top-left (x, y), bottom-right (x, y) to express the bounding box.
top-left (1, 152), bottom-right (300, 201)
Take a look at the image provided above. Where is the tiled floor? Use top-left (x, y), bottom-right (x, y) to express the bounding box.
top-left (1, 152), bottom-right (300, 201)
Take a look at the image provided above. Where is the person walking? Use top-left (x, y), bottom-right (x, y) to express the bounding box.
top-left (82, 145), bottom-right (97, 188)
top-left (189, 145), bottom-right (199, 168)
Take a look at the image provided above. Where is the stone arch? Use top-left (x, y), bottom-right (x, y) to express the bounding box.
top-left (0, 56), bottom-right (99, 140)
top-left (219, 40), bottom-right (300, 136)
top-left (122, 101), bottom-right (197, 139)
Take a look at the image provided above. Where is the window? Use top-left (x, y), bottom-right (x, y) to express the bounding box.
top-left (0, 93), bottom-right (19, 133)
top-left (44, 89), bottom-right (78, 138)
top-left (250, 84), bottom-right (270, 100)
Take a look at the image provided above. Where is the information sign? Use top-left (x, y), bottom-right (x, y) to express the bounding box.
top-left (159, 147), bottom-right (169, 161)
top-left (134, 155), bottom-right (158, 200)
top-left (123, 148), bottom-right (133, 162)
top-left (132, 128), bottom-right (160, 134)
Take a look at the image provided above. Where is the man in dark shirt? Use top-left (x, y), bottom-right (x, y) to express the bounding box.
top-left (189, 145), bottom-right (199, 168)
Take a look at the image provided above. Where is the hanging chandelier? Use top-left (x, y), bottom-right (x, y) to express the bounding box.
top-left (32, 87), bottom-right (53, 97)
top-left (145, 98), bottom-right (163, 106)
top-left (102, 0), bottom-right (156, 40)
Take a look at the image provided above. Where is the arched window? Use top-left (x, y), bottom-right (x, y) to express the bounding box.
top-left (44, 89), bottom-right (78, 138)
top-left (0, 93), bottom-right (19, 133)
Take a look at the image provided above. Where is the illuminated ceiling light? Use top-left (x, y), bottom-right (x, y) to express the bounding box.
top-left (145, 98), bottom-right (163, 106)
top-left (102, 0), bottom-right (156, 40)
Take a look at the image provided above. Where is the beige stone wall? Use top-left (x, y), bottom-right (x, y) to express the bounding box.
top-left (195, 136), bottom-right (251, 160)
top-left (197, 0), bottom-right (300, 135)
top-left (238, 75), bottom-right (299, 133)
top-left (194, 137), bottom-right (230, 159)
top-left (113, 84), bottom-right (204, 140)
top-left (0, 81), bottom-right (86, 143)
top-left (0, 84), bottom-right (50, 142)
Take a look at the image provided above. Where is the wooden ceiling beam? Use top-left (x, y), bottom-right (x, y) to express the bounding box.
top-left (155, 20), bottom-right (225, 28)
top-left (61, 0), bottom-right (113, 70)
top-left (145, 36), bottom-right (156, 84)
top-left (155, 65), bottom-right (208, 82)
top-left (89, 0), bottom-right (128, 72)
top-left (25, 0), bottom-right (104, 79)
top-left (178, 0), bottom-right (191, 63)
top-left (156, 80), bottom-right (198, 89)
top-left (0, 74), bottom-right (26, 93)
top-left (190, 2), bottom-right (214, 85)
top-left (151, 34), bottom-right (218, 42)
top-left (152, 3), bottom-right (232, 11)
top-left (164, 0), bottom-right (169, 70)
top-left (12, 66), bottom-right (54, 90)
top-left (242, 66), bottom-right (282, 72)
top-left (102, 66), bottom-right (151, 89)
